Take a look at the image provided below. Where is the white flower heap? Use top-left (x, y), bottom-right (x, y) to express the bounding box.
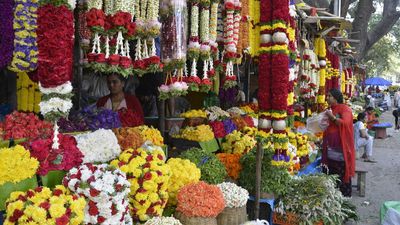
top-left (74, 129), bottom-right (121, 163)
top-left (144, 216), bottom-right (183, 225)
top-left (217, 182), bottom-right (249, 208)
top-left (64, 163), bottom-right (132, 225)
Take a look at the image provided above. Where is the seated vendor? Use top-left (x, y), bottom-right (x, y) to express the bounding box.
top-left (97, 73), bottom-right (144, 123)
top-left (365, 107), bottom-right (378, 129)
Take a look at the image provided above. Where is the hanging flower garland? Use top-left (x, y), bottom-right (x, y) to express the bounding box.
top-left (314, 37), bottom-right (327, 111)
top-left (237, 0), bottom-right (249, 57)
top-left (0, 0), bottom-right (14, 69)
top-left (8, 0), bottom-right (38, 72)
top-left (187, 0), bottom-right (201, 92)
top-left (159, 0), bottom-right (189, 100)
top-left (16, 72), bottom-right (41, 113)
top-left (286, 1), bottom-right (297, 123)
top-left (248, 0), bottom-right (260, 57)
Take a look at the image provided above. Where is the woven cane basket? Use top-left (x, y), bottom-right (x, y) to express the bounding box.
top-left (217, 206), bottom-right (247, 225)
top-left (175, 211), bottom-right (218, 225)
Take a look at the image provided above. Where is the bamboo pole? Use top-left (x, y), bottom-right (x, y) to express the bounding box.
top-left (254, 141), bottom-right (263, 219)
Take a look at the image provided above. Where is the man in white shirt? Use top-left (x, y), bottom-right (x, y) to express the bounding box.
top-left (354, 112), bottom-right (375, 162)
top-left (394, 89), bottom-right (400, 108)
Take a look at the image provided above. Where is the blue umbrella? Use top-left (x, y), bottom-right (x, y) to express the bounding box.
top-left (364, 77), bottom-right (392, 86)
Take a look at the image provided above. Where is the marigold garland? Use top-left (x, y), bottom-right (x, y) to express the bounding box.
top-left (4, 186), bottom-right (86, 225)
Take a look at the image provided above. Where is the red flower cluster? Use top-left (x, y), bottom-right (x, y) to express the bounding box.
top-left (86, 8), bottom-right (106, 29)
top-left (37, 4), bottom-right (74, 88)
top-left (185, 76), bottom-right (201, 84)
top-left (209, 121), bottom-right (226, 138)
top-left (258, 54), bottom-right (272, 110)
top-left (242, 115), bottom-right (255, 127)
top-left (2, 111), bottom-right (53, 141)
top-left (271, 54), bottom-right (289, 111)
top-left (30, 134), bottom-right (83, 176)
top-left (118, 108), bottom-right (144, 127)
top-left (201, 78), bottom-right (212, 86)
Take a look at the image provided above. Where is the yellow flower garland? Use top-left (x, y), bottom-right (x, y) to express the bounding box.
top-left (248, 0), bottom-right (260, 56)
top-left (0, 145), bottom-right (39, 186)
top-left (16, 72), bottom-right (41, 113)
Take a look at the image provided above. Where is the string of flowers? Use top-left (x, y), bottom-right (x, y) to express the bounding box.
top-left (209, 0), bottom-right (219, 61)
top-left (0, 145), bottom-right (39, 186)
top-left (8, 0), bottom-right (38, 72)
top-left (166, 158), bottom-right (201, 206)
top-left (63, 163), bottom-right (132, 225)
top-left (110, 147), bottom-right (171, 222)
top-left (287, 1), bottom-right (297, 124)
top-left (186, 0), bottom-right (201, 91)
top-left (4, 186), bottom-right (86, 225)
top-left (314, 37), bottom-right (327, 111)
top-left (237, 0), bottom-right (249, 57)
top-left (248, 0), bottom-right (260, 57)
top-left (0, 0), bottom-right (14, 69)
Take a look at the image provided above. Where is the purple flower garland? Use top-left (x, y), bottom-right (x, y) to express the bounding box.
top-left (0, 0), bottom-right (15, 68)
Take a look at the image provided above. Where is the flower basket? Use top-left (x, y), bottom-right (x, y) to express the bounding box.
top-left (0, 176), bottom-right (37, 210)
top-left (175, 211), bottom-right (218, 225)
top-left (217, 206), bottom-right (247, 225)
top-left (273, 212), bottom-right (323, 225)
top-left (40, 170), bottom-right (67, 189)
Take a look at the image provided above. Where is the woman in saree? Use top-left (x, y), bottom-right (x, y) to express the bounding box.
top-left (322, 89), bottom-right (355, 197)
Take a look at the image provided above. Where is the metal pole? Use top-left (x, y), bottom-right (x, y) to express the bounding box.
top-left (254, 141), bottom-right (263, 219)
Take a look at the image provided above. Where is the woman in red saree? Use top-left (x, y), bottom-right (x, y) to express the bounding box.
top-left (322, 89), bottom-right (355, 197)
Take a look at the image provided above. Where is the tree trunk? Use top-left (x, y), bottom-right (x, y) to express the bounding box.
top-left (350, 0), bottom-right (374, 61)
top-left (303, 0), bottom-right (330, 8)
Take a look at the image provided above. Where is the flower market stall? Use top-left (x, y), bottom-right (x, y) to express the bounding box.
top-left (0, 0), bottom-right (363, 224)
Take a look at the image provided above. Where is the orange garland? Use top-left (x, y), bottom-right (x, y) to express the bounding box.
top-left (217, 153), bottom-right (242, 180)
top-left (237, 0), bottom-right (249, 56)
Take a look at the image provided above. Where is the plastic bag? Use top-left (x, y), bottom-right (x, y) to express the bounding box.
top-left (306, 112), bottom-right (329, 134)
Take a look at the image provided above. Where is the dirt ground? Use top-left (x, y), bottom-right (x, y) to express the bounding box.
top-left (346, 109), bottom-right (400, 225)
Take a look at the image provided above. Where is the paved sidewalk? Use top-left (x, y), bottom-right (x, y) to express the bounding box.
top-left (347, 110), bottom-right (400, 225)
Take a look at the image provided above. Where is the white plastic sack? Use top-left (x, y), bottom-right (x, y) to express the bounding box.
top-left (382, 208), bottom-right (400, 225)
top-left (306, 112), bottom-right (329, 134)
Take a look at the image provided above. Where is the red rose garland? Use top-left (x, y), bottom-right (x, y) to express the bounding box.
top-left (37, 4), bottom-right (74, 88)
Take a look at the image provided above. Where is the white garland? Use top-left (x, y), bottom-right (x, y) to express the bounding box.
top-left (52, 123), bottom-right (60, 149)
top-left (105, 35), bottom-right (110, 58)
top-left (39, 97), bottom-right (73, 116)
top-left (68, 0), bottom-right (76, 10)
top-left (217, 182), bottom-right (249, 208)
top-left (200, 7), bottom-right (210, 43)
top-left (233, 0), bottom-right (241, 46)
top-left (92, 32), bottom-right (102, 54)
top-left (104, 0), bottom-right (114, 15)
top-left (65, 164), bottom-right (132, 225)
top-left (144, 216), bottom-right (182, 225)
top-left (115, 31), bottom-right (126, 56)
top-left (191, 5), bottom-right (199, 37)
top-left (39, 81), bottom-right (73, 95)
top-left (216, 3), bottom-right (224, 42)
top-left (87, 0), bottom-right (103, 9)
top-left (74, 129), bottom-right (121, 163)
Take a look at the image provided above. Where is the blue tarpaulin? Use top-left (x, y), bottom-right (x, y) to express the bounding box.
top-left (364, 77), bottom-right (392, 86)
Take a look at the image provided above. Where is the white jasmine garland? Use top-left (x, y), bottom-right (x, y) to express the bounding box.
top-left (74, 129), bottom-right (121, 163)
top-left (191, 5), bottom-right (199, 37)
top-left (39, 97), bottom-right (73, 115)
top-left (232, 0), bottom-right (241, 46)
top-left (144, 216), bottom-right (182, 225)
top-left (210, 2), bottom-right (219, 42)
top-left (87, 0), bottom-right (103, 9)
top-left (217, 182), bottom-right (249, 208)
top-left (200, 7), bottom-right (210, 43)
top-left (64, 164), bottom-right (132, 225)
top-left (39, 81), bottom-right (73, 95)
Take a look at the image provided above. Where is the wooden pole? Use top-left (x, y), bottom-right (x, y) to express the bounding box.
top-left (254, 141), bottom-right (263, 219)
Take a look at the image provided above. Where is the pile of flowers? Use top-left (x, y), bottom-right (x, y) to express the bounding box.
top-left (144, 216), bottom-right (182, 225)
top-left (63, 163), bottom-right (132, 224)
top-left (1, 111), bottom-right (52, 141)
top-left (4, 186), bottom-right (86, 225)
top-left (179, 148), bottom-right (227, 184)
top-left (221, 130), bottom-right (257, 155)
top-left (177, 181), bottom-right (225, 217)
top-left (209, 121), bottom-right (226, 138)
top-left (217, 182), bottom-right (249, 208)
top-left (216, 153), bottom-right (242, 180)
top-left (242, 127), bottom-right (269, 140)
top-left (29, 133), bottom-right (83, 176)
top-left (110, 147), bottom-right (171, 221)
top-left (206, 106), bottom-right (230, 121)
top-left (166, 158), bottom-right (201, 206)
top-left (113, 127), bottom-right (144, 150)
top-left (132, 125), bottom-right (164, 146)
top-left (180, 109), bottom-right (207, 118)
top-left (118, 108), bottom-right (144, 127)
top-left (58, 105), bottom-right (121, 132)
top-left (178, 125), bottom-right (215, 142)
top-left (74, 129), bottom-right (121, 163)
top-left (0, 145), bottom-right (39, 186)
